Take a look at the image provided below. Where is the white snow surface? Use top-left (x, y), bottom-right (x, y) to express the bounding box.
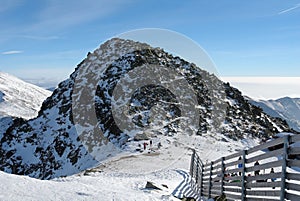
top-left (0, 72), bottom-right (51, 119)
top-left (2, 131), bottom-right (297, 201)
top-left (0, 133), bottom-right (259, 201)
top-left (0, 169), bottom-right (183, 201)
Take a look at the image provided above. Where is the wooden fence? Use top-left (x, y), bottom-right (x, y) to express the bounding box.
top-left (190, 135), bottom-right (300, 201)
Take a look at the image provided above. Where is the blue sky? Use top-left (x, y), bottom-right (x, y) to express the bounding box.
top-left (0, 0), bottom-right (300, 98)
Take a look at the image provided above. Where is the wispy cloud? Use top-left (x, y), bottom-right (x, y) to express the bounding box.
top-left (2, 50), bottom-right (23, 55)
top-left (27, 0), bottom-right (133, 33)
top-left (0, 0), bottom-right (134, 41)
top-left (19, 35), bottom-right (60, 41)
top-left (278, 3), bottom-right (300, 15)
top-left (0, 0), bottom-right (22, 13)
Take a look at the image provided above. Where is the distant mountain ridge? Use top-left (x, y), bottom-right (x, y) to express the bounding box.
top-left (0, 72), bottom-right (51, 120)
top-left (0, 72), bottom-right (51, 144)
top-left (0, 38), bottom-right (296, 179)
top-left (249, 97), bottom-right (300, 132)
top-left (46, 87), bottom-right (56, 92)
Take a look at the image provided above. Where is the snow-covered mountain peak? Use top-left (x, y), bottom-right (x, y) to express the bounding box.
top-left (250, 97), bottom-right (300, 132)
top-left (0, 38), bottom-right (296, 179)
top-left (0, 72), bottom-right (51, 119)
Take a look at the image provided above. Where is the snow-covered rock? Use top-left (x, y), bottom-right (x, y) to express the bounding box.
top-left (0, 72), bottom-right (51, 119)
top-left (249, 97), bottom-right (300, 132)
top-left (0, 117), bottom-right (13, 140)
top-left (0, 72), bottom-right (51, 145)
top-left (0, 38), bottom-right (296, 180)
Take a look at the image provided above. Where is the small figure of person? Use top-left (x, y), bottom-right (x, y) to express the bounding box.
top-left (254, 161), bottom-right (261, 182)
top-left (254, 161), bottom-right (260, 176)
top-left (224, 168), bottom-right (229, 181)
top-left (150, 140), bottom-right (153, 147)
top-left (270, 168), bottom-right (276, 189)
top-left (157, 142), bottom-right (162, 149)
top-left (238, 156), bottom-right (243, 176)
top-left (136, 144), bottom-right (142, 152)
top-left (143, 142), bottom-right (148, 150)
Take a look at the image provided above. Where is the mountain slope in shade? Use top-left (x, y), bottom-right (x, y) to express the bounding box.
top-left (249, 97), bottom-right (300, 132)
top-left (0, 38), bottom-right (295, 179)
top-left (0, 72), bottom-right (52, 120)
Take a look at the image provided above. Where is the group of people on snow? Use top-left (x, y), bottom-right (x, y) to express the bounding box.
top-left (136, 139), bottom-right (162, 153)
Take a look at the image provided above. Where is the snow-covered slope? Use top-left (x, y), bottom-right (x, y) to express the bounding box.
top-left (249, 97), bottom-right (300, 132)
top-left (0, 130), bottom-right (298, 201)
top-left (0, 38), bottom-right (295, 180)
top-left (0, 72), bottom-right (51, 119)
top-left (0, 131), bottom-right (258, 201)
top-left (0, 169), bottom-right (183, 201)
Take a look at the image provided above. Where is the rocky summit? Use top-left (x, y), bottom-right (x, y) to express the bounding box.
top-left (0, 38), bottom-right (296, 179)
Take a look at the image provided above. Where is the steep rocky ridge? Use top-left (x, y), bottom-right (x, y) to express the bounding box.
top-left (0, 38), bottom-right (295, 179)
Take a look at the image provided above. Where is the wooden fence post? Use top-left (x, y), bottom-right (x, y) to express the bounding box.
top-left (241, 150), bottom-right (247, 201)
top-left (221, 157), bottom-right (225, 195)
top-left (208, 161), bottom-right (213, 199)
top-left (190, 149), bottom-right (195, 177)
top-left (195, 156), bottom-right (199, 183)
top-left (280, 135), bottom-right (289, 201)
top-left (194, 156), bottom-right (199, 195)
top-left (199, 161), bottom-right (204, 197)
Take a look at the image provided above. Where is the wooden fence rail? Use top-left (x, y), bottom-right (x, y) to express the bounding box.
top-left (189, 135), bottom-right (300, 201)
